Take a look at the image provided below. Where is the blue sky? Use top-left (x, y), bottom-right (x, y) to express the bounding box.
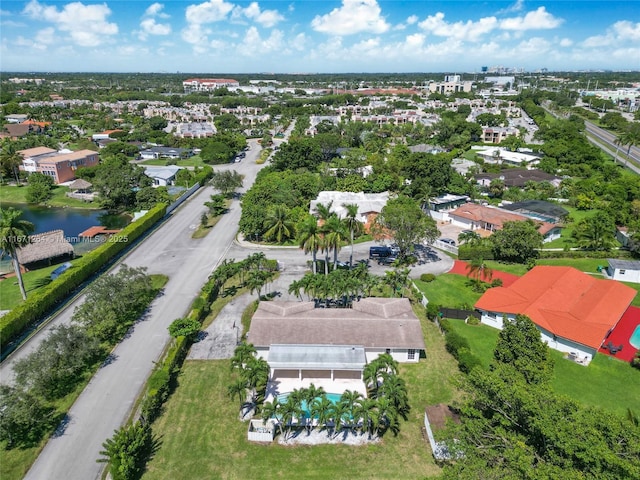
top-left (1, 0), bottom-right (639, 73)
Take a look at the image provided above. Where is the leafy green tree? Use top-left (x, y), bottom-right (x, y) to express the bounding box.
top-left (457, 229), bottom-right (481, 246)
top-left (0, 149), bottom-right (23, 183)
top-left (0, 207), bottom-right (35, 300)
top-left (93, 157), bottom-right (152, 212)
top-left (72, 265), bottom-right (154, 343)
top-left (573, 211), bottom-right (616, 251)
top-left (214, 113), bottom-right (242, 132)
top-left (205, 194), bottom-right (227, 216)
top-left (493, 314), bottom-right (553, 385)
top-left (167, 317), bottom-right (200, 340)
top-left (490, 220), bottom-right (543, 263)
top-left (135, 186), bottom-right (169, 210)
top-left (615, 122), bottom-right (640, 166)
top-left (99, 422), bottom-right (155, 480)
top-left (210, 170), bottom-right (243, 198)
top-left (200, 141), bottom-right (234, 164)
top-left (271, 137), bottom-right (323, 171)
top-left (148, 116), bottom-right (168, 131)
top-left (465, 257), bottom-right (493, 284)
top-left (13, 324), bottom-right (102, 400)
top-left (374, 195), bottom-right (439, 259)
top-left (0, 385), bottom-right (56, 449)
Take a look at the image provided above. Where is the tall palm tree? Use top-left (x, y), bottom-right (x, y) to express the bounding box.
top-left (0, 207), bottom-right (35, 300)
top-left (324, 215), bottom-right (348, 268)
top-left (261, 398), bottom-right (282, 435)
top-left (339, 390), bottom-right (363, 433)
top-left (457, 230), bottom-right (481, 246)
top-left (227, 378), bottom-right (248, 407)
top-left (263, 204), bottom-right (296, 243)
top-left (313, 201), bottom-right (334, 223)
top-left (342, 203), bottom-right (363, 267)
top-left (297, 215), bottom-right (322, 274)
top-left (329, 401), bottom-right (349, 439)
top-left (230, 342), bottom-right (257, 370)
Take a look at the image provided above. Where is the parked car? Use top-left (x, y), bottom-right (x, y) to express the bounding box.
top-left (369, 246), bottom-right (392, 258)
top-left (377, 256), bottom-right (398, 266)
top-left (439, 237), bottom-right (456, 246)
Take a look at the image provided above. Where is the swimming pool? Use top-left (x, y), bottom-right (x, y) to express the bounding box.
top-left (276, 392), bottom-right (344, 418)
top-left (630, 325), bottom-right (640, 349)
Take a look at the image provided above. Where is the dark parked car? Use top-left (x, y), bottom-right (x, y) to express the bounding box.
top-left (439, 238), bottom-right (456, 246)
top-left (377, 256), bottom-right (398, 266)
top-left (369, 246), bottom-right (392, 258)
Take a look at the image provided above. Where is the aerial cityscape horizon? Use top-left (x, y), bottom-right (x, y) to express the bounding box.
top-left (1, 0), bottom-right (639, 73)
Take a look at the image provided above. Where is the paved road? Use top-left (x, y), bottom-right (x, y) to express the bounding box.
top-left (584, 121), bottom-right (640, 173)
top-left (16, 139), bottom-right (267, 480)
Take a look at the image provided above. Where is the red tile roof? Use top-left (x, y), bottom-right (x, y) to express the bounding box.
top-left (475, 266), bottom-right (636, 349)
top-left (450, 203), bottom-right (558, 235)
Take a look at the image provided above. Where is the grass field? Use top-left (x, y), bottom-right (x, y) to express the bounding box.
top-left (143, 310), bottom-right (460, 480)
top-left (445, 319), bottom-right (640, 417)
top-left (0, 185), bottom-right (100, 209)
top-left (0, 262), bottom-right (79, 310)
top-left (414, 274), bottom-right (483, 309)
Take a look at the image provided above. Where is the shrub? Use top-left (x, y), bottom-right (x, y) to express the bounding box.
top-left (420, 273), bottom-right (436, 282)
top-left (490, 278), bottom-right (503, 287)
top-left (456, 348), bottom-right (483, 373)
top-left (426, 303), bottom-right (442, 322)
top-left (466, 316), bottom-right (480, 326)
top-left (458, 245), bottom-right (494, 261)
top-left (445, 331), bottom-right (470, 356)
top-left (168, 317), bottom-right (201, 339)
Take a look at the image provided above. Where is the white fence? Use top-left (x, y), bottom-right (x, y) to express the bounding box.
top-left (432, 240), bottom-right (458, 255)
top-left (248, 419), bottom-right (275, 442)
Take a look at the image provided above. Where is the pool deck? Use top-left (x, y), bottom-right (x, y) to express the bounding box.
top-left (265, 377), bottom-right (367, 403)
top-left (598, 305), bottom-right (640, 362)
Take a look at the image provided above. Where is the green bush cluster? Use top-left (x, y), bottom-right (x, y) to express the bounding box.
top-left (440, 318), bottom-right (483, 373)
top-left (538, 249), bottom-right (632, 259)
top-left (457, 245), bottom-right (494, 261)
top-left (0, 203), bottom-right (167, 350)
top-left (420, 273), bottom-right (436, 282)
top-left (193, 165), bottom-right (213, 186)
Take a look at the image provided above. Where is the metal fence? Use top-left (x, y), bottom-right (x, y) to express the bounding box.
top-left (439, 307), bottom-right (480, 320)
top-left (166, 182), bottom-right (201, 214)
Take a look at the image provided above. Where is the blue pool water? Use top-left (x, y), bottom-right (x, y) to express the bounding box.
top-left (276, 392), bottom-right (343, 418)
top-left (630, 325), bottom-right (640, 349)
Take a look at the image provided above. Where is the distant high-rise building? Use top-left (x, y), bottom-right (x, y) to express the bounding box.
top-left (481, 66), bottom-right (488, 73)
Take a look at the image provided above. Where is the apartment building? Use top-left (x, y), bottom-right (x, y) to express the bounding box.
top-left (18, 147), bottom-right (99, 184)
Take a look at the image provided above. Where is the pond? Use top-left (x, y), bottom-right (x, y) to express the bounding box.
top-left (1, 203), bottom-right (130, 272)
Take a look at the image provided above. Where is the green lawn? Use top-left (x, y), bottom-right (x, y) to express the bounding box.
top-left (543, 206), bottom-right (622, 250)
top-left (0, 185), bottom-right (100, 209)
top-left (444, 319), bottom-right (640, 417)
top-left (139, 155), bottom-right (207, 168)
top-left (414, 274), bottom-right (483, 309)
top-left (143, 308), bottom-right (460, 480)
top-left (0, 262), bottom-right (79, 310)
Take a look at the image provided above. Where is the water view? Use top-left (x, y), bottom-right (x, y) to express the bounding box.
top-left (0, 203), bottom-right (130, 272)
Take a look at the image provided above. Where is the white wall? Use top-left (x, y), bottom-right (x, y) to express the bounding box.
top-left (365, 348), bottom-right (420, 363)
top-left (611, 267), bottom-right (640, 284)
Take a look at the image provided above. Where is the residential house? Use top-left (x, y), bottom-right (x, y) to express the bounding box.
top-left (448, 203), bottom-right (562, 242)
top-left (91, 129), bottom-right (124, 141)
top-left (475, 169), bottom-right (562, 189)
top-left (18, 147), bottom-right (99, 184)
top-left (606, 259), bottom-right (640, 284)
top-left (481, 126), bottom-right (519, 144)
top-left (501, 200), bottom-right (568, 224)
top-left (475, 266), bottom-right (636, 364)
top-left (474, 147), bottom-right (540, 167)
top-left (428, 194), bottom-right (469, 213)
top-left (309, 191), bottom-right (389, 232)
top-left (143, 165), bottom-right (183, 187)
top-left (139, 146), bottom-right (192, 160)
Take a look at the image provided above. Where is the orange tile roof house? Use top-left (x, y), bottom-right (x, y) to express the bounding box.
top-left (475, 266), bottom-right (636, 364)
top-left (448, 202), bottom-right (561, 242)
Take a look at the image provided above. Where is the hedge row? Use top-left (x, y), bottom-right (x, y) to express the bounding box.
top-left (457, 245), bottom-right (495, 261)
top-left (139, 275), bottom-right (219, 424)
top-left (194, 165), bottom-right (214, 186)
top-left (0, 203), bottom-right (168, 350)
top-left (439, 318), bottom-right (483, 374)
top-left (538, 249), bottom-right (634, 259)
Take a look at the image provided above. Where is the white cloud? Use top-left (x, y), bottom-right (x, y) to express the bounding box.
top-left (35, 26), bottom-right (55, 45)
top-left (237, 26), bottom-right (284, 55)
top-left (185, 0), bottom-right (234, 25)
top-left (233, 2), bottom-right (284, 28)
top-left (418, 12), bottom-right (497, 41)
top-left (559, 38), bottom-right (573, 47)
top-left (406, 15), bottom-right (418, 25)
top-left (22, 0), bottom-right (118, 47)
top-left (497, 0), bottom-right (524, 15)
top-left (144, 3), bottom-right (169, 18)
top-left (582, 21), bottom-right (640, 52)
top-left (500, 7), bottom-right (563, 31)
top-left (311, 0), bottom-right (390, 36)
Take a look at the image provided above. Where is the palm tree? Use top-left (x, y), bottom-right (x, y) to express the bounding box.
top-left (310, 395), bottom-right (333, 432)
top-left (227, 378), bottom-right (248, 407)
top-left (329, 401), bottom-right (349, 439)
top-left (324, 215), bottom-right (348, 269)
top-left (280, 396), bottom-right (304, 440)
top-left (0, 150), bottom-right (23, 184)
top-left (313, 201), bottom-right (334, 223)
top-left (263, 204), bottom-right (296, 243)
top-left (261, 398), bottom-right (282, 435)
top-left (230, 342), bottom-right (257, 370)
top-left (342, 203), bottom-right (363, 267)
top-left (616, 123), bottom-right (640, 166)
top-left (287, 279), bottom-right (303, 301)
top-left (297, 215), bottom-right (322, 274)
top-left (339, 390), bottom-right (363, 433)
top-left (379, 375), bottom-right (410, 421)
top-left (466, 258), bottom-right (493, 284)
top-left (458, 230), bottom-right (481, 246)
top-left (356, 398), bottom-right (378, 437)
top-left (0, 207), bottom-right (35, 300)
